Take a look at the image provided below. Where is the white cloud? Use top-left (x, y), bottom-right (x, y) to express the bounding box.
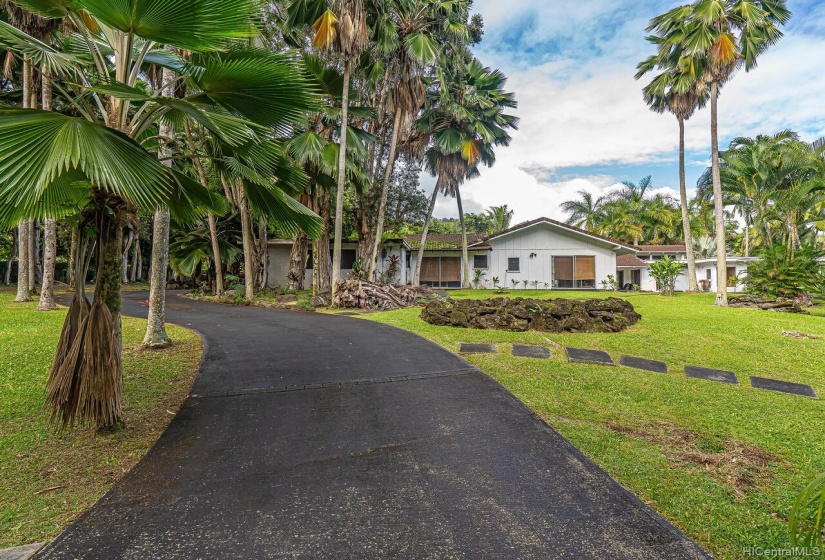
top-left (425, 0), bottom-right (825, 223)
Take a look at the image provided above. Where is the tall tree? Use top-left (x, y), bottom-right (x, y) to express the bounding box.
top-left (309, 0), bottom-right (368, 298)
top-left (650, 0), bottom-right (792, 305)
top-left (637, 38), bottom-right (708, 291)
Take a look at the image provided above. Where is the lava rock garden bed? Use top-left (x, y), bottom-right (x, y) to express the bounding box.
top-left (420, 297), bottom-right (641, 333)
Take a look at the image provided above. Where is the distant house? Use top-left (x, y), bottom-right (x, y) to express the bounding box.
top-left (617, 243), bottom-right (756, 293)
top-left (266, 217), bottom-right (638, 289)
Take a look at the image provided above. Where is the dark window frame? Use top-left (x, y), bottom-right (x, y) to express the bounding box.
top-left (507, 257), bottom-right (520, 272)
top-left (473, 254), bottom-right (489, 270)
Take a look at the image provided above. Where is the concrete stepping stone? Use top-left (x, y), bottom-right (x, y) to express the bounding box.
top-left (750, 376), bottom-right (818, 399)
top-left (512, 345), bottom-right (551, 359)
top-left (565, 347), bottom-right (614, 365)
top-left (619, 355), bottom-right (667, 374)
top-left (0, 542), bottom-right (44, 560)
top-left (685, 365), bottom-right (739, 385)
top-left (459, 343), bottom-right (497, 354)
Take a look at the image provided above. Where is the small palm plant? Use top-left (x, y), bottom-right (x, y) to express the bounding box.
top-left (491, 276), bottom-right (500, 290)
top-left (531, 280), bottom-right (539, 289)
top-left (510, 278), bottom-right (518, 289)
top-left (649, 256), bottom-right (684, 296)
top-left (522, 279), bottom-right (529, 289)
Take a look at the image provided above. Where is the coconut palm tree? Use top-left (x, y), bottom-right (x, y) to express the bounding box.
top-left (637, 29), bottom-right (708, 291)
top-left (0, 0), bottom-right (319, 428)
top-left (648, 0), bottom-right (792, 305)
top-left (561, 190), bottom-right (604, 231)
top-left (487, 205), bottom-right (513, 233)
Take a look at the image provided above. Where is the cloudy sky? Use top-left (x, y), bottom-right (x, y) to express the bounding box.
top-left (425, 0), bottom-right (825, 223)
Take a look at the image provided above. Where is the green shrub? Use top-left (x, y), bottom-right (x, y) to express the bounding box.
top-left (745, 246), bottom-right (823, 299)
top-left (648, 256), bottom-right (684, 296)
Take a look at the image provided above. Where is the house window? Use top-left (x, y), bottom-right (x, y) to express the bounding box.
top-left (507, 257), bottom-right (520, 272)
top-left (306, 249), bottom-right (313, 269)
top-left (405, 252), bottom-right (411, 268)
top-left (552, 256), bottom-right (596, 289)
top-left (706, 268), bottom-right (712, 280)
top-left (474, 254), bottom-right (489, 269)
top-left (340, 249), bottom-right (357, 270)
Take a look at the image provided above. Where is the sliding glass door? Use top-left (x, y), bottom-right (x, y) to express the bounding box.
top-left (552, 256), bottom-right (596, 289)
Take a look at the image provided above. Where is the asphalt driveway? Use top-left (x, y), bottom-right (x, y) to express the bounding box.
top-left (36, 292), bottom-right (709, 559)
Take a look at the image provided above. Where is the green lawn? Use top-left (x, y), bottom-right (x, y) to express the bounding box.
top-left (363, 290), bottom-right (825, 560)
top-left (0, 293), bottom-right (202, 549)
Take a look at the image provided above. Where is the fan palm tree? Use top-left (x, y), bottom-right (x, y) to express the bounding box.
top-left (0, 0), bottom-right (319, 428)
top-left (300, 0), bottom-right (368, 298)
top-left (648, 0), bottom-right (792, 305)
top-left (413, 58), bottom-right (517, 287)
top-left (637, 29), bottom-right (708, 291)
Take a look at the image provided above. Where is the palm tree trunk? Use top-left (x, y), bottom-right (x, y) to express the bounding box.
top-left (143, 62), bottom-right (175, 346)
top-left (37, 219), bottom-right (57, 310)
top-left (413, 187), bottom-right (439, 286)
top-left (678, 117), bottom-right (699, 292)
top-left (456, 189), bottom-right (471, 289)
top-left (744, 215), bottom-right (750, 258)
top-left (288, 233), bottom-right (309, 290)
top-left (31, 220), bottom-right (40, 288)
top-left (256, 217), bottom-right (268, 291)
top-left (68, 226), bottom-right (78, 289)
top-left (129, 231), bottom-right (141, 282)
top-left (238, 186), bottom-right (256, 302)
top-left (15, 221), bottom-right (31, 302)
top-left (368, 109), bottom-right (403, 281)
top-left (331, 59), bottom-right (351, 300)
top-left (710, 82), bottom-right (728, 306)
top-left (121, 225), bottom-right (134, 283)
top-left (183, 120), bottom-right (224, 295)
top-left (5, 228), bottom-right (16, 286)
top-left (143, 210), bottom-right (171, 347)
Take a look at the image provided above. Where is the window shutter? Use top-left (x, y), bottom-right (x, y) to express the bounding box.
top-left (575, 256), bottom-right (595, 281)
top-left (554, 257), bottom-right (574, 281)
top-left (508, 257), bottom-right (520, 271)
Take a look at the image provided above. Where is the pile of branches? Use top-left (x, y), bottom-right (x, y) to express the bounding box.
top-left (332, 279), bottom-right (434, 310)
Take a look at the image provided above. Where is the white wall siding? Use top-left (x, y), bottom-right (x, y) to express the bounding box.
top-left (487, 226), bottom-right (617, 289)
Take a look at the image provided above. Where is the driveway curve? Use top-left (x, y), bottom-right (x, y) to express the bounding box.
top-left (37, 292), bottom-right (709, 559)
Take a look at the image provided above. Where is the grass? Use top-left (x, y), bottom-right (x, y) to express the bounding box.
top-left (362, 289), bottom-right (825, 560)
top-left (0, 292), bottom-right (202, 549)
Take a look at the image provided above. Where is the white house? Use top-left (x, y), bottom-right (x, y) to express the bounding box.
top-left (616, 244), bottom-right (757, 293)
top-left (266, 217), bottom-right (638, 290)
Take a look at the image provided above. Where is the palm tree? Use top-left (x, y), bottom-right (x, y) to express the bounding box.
top-left (650, 0), bottom-right (792, 305)
top-left (637, 30), bottom-right (708, 291)
top-left (0, 0), bottom-right (319, 428)
top-left (306, 0), bottom-right (368, 298)
top-left (487, 204), bottom-right (513, 233)
top-left (561, 190), bottom-right (604, 231)
top-left (366, 0), bottom-right (441, 281)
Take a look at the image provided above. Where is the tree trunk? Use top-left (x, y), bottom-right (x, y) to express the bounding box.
top-left (678, 117), bottom-right (699, 292)
top-left (129, 232), bottom-right (141, 282)
top-left (143, 63), bottom-right (175, 346)
top-left (331, 59), bottom-right (351, 301)
top-left (317, 193), bottom-right (332, 292)
top-left (710, 82), bottom-right (727, 306)
top-left (744, 216), bottom-right (749, 258)
top-left (256, 217), bottom-right (268, 291)
top-left (15, 221), bottom-right (31, 302)
top-left (288, 233), bottom-right (309, 290)
top-left (368, 109), bottom-right (403, 281)
top-left (143, 210), bottom-right (171, 347)
top-left (68, 226), bottom-right (78, 290)
top-left (5, 228), bottom-right (16, 286)
top-left (184, 120), bottom-right (224, 296)
top-left (413, 187), bottom-right (439, 286)
top-left (121, 225), bottom-right (134, 283)
top-left (238, 186), bottom-right (256, 302)
top-left (31, 221), bottom-right (41, 289)
top-left (98, 209), bottom-right (125, 354)
top-left (456, 189), bottom-right (470, 289)
top-left (37, 219), bottom-right (57, 310)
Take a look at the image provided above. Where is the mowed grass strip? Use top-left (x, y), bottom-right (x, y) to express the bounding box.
top-left (0, 292), bottom-right (202, 549)
top-left (364, 290), bottom-right (825, 560)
